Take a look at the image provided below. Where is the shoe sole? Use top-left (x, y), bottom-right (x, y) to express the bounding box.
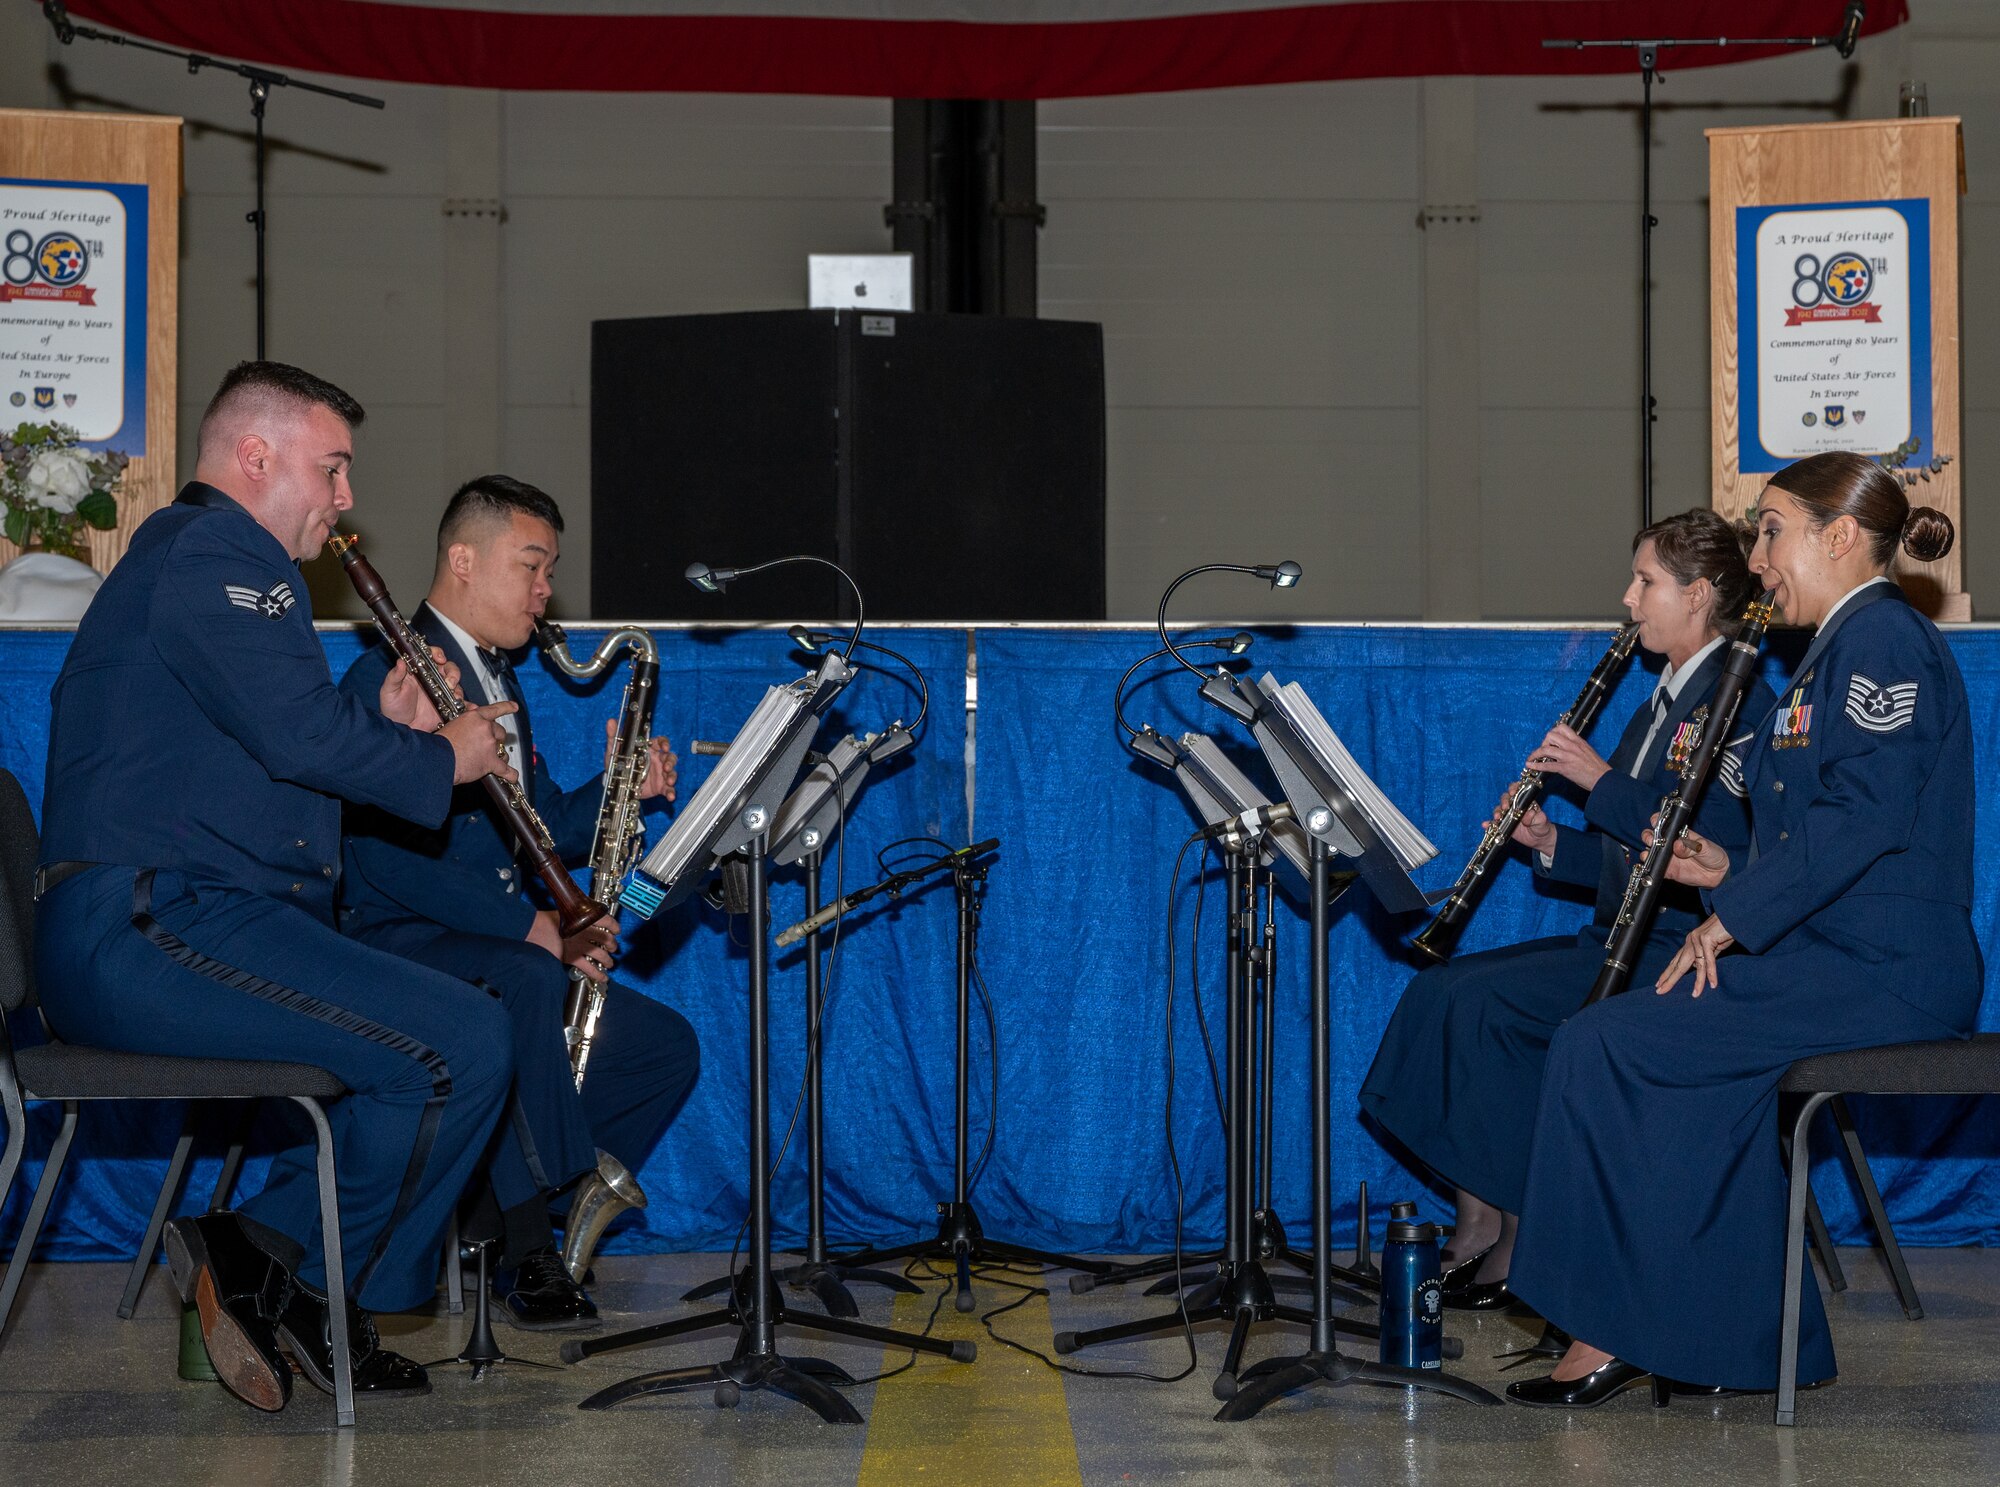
top-left (164, 1224), bottom-right (289, 1414)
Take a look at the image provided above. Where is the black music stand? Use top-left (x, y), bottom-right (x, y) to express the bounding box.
top-left (1200, 672), bottom-right (1501, 1419)
top-left (681, 727), bottom-right (926, 1317)
top-left (828, 840), bottom-right (1117, 1314)
top-left (1056, 730), bottom-right (1394, 1400)
top-left (570, 657), bottom-right (969, 1421)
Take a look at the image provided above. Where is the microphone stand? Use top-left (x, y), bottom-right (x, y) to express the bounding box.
top-left (1542, 8), bottom-right (1863, 530)
top-left (41, 2), bottom-right (385, 357)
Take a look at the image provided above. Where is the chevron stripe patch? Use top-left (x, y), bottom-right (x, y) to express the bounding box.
top-left (223, 581), bottom-right (296, 620)
top-left (1716, 745), bottom-right (1748, 799)
top-left (1845, 673), bottom-right (1918, 734)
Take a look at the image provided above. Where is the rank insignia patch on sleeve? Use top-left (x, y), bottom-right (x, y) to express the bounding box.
top-left (224, 580), bottom-right (296, 619)
top-left (1716, 741), bottom-right (1749, 798)
top-left (1845, 674), bottom-right (1918, 734)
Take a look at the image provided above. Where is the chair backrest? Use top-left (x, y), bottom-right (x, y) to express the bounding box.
top-left (0, 769), bottom-right (37, 1014)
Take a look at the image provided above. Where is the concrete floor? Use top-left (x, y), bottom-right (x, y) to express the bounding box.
top-left (0, 1247), bottom-right (1995, 1486)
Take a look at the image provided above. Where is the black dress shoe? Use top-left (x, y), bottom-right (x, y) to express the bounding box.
top-left (273, 1285), bottom-right (432, 1397)
top-left (1506, 1359), bottom-right (1671, 1410)
top-left (162, 1212), bottom-right (293, 1413)
top-left (493, 1248), bottom-right (600, 1331)
top-left (1440, 1275), bottom-right (1530, 1313)
top-left (1439, 1245), bottom-right (1494, 1291)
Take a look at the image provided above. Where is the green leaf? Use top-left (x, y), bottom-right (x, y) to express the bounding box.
top-left (3, 506), bottom-right (26, 548)
top-left (77, 489), bottom-right (117, 528)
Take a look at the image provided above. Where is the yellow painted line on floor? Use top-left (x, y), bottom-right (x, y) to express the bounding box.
top-left (858, 1277), bottom-right (1084, 1487)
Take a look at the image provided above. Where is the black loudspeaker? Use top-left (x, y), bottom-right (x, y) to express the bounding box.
top-left (590, 310), bottom-right (1105, 621)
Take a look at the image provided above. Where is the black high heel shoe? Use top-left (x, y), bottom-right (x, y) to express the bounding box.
top-left (1505, 1359), bottom-right (1671, 1410)
top-left (1438, 1244), bottom-right (1494, 1291)
top-left (1440, 1275), bottom-right (1529, 1312)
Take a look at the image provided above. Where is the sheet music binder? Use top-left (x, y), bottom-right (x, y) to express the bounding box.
top-left (1201, 671), bottom-right (1438, 916)
top-left (622, 653), bottom-right (853, 917)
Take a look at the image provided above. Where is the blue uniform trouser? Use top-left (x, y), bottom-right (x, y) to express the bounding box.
top-left (1360, 928), bottom-right (1681, 1215)
top-left (34, 867), bottom-right (514, 1313)
top-left (1512, 955), bottom-right (1960, 1392)
top-left (345, 922), bottom-right (699, 1246)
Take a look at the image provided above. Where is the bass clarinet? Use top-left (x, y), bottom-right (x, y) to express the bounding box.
top-left (329, 531), bottom-right (609, 936)
top-left (1582, 598), bottom-right (1774, 1006)
top-left (533, 617), bottom-right (659, 1281)
top-left (1410, 621), bottom-right (1640, 964)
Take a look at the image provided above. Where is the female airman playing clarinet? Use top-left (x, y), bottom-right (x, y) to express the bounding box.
top-left (1506, 451), bottom-right (1980, 1407)
top-left (1362, 508), bottom-right (1771, 1308)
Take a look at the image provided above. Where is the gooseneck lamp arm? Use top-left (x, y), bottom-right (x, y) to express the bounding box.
top-left (1114, 634), bottom-right (1253, 741)
top-left (788, 627), bottom-right (930, 737)
top-left (685, 556), bottom-right (864, 661)
top-left (1155, 561), bottom-right (1301, 680)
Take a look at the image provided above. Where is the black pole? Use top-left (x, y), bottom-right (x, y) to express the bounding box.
top-left (953, 861), bottom-right (973, 1207)
top-left (1308, 836), bottom-right (1334, 1357)
top-left (746, 834), bottom-right (774, 1357)
top-left (1257, 862), bottom-right (1276, 1214)
top-left (1639, 49), bottom-right (1657, 529)
top-left (1224, 845), bottom-right (1246, 1268)
top-left (250, 80), bottom-right (269, 359)
top-left (804, 853), bottom-right (827, 1266)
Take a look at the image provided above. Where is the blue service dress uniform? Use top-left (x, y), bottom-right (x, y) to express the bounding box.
top-left (34, 483), bottom-right (517, 1313)
top-left (1512, 582), bottom-right (1983, 1390)
top-left (1360, 642), bottom-right (1770, 1215)
top-left (335, 605), bottom-right (699, 1235)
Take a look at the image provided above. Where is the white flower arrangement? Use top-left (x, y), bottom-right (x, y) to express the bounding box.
top-left (1, 422), bottom-right (128, 559)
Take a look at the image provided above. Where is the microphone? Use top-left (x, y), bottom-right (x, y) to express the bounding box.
top-left (1834, 0), bottom-right (1864, 58)
top-left (1198, 802), bottom-right (1293, 843)
top-left (42, 1), bottom-right (76, 43)
top-left (775, 837), bottom-right (999, 947)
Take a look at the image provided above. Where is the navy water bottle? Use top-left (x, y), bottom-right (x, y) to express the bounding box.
top-left (1378, 1200), bottom-right (1443, 1370)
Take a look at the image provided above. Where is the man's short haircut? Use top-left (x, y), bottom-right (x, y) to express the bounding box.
top-left (197, 360), bottom-right (365, 452)
top-left (438, 474), bottom-right (566, 554)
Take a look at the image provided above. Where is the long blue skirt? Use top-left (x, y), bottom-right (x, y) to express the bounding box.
top-left (1511, 948), bottom-right (1966, 1390)
top-left (1360, 930), bottom-right (1680, 1214)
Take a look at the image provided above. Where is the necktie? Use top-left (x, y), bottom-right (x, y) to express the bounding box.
top-left (1632, 684), bottom-right (1671, 778)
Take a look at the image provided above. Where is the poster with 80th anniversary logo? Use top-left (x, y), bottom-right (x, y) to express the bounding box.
top-left (0, 177), bottom-right (148, 454)
top-left (1734, 198), bottom-right (1932, 474)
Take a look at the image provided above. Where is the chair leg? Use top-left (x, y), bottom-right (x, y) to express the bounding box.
top-left (0, 1081), bottom-right (26, 1231)
top-left (0, 1103), bottom-right (79, 1344)
top-left (1778, 1092), bottom-right (1833, 1426)
top-left (1804, 1184), bottom-right (1847, 1294)
top-left (293, 1097), bottom-right (354, 1429)
top-left (118, 1108), bottom-right (198, 1320)
top-left (207, 1108), bottom-right (251, 1211)
top-left (443, 1213), bottom-right (463, 1316)
top-left (1829, 1094), bottom-right (1924, 1321)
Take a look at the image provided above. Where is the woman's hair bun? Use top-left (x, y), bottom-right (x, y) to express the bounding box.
top-left (1902, 505), bottom-right (1955, 563)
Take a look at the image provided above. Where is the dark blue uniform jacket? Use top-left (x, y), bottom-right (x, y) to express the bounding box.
top-left (1531, 641), bottom-right (1770, 943)
top-left (39, 483), bottom-right (454, 921)
top-left (336, 604), bottom-right (603, 941)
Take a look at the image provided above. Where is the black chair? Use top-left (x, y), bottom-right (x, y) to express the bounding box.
top-left (0, 769), bottom-right (359, 1426)
top-left (1776, 1036), bottom-right (2000, 1425)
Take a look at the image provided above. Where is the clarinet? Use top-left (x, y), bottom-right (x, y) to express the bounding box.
top-left (328, 531), bottom-right (609, 936)
top-left (532, 618), bottom-right (658, 1086)
top-left (1410, 622), bottom-right (1640, 965)
top-left (1582, 598), bottom-right (1775, 1006)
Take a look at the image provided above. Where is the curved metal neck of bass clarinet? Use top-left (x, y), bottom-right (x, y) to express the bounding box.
top-left (533, 620), bottom-right (658, 679)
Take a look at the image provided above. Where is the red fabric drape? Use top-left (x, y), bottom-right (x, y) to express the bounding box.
top-left (57, 1), bottom-right (1907, 98)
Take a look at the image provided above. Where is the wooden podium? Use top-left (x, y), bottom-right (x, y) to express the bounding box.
top-left (0, 108), bottom-right (180, 577)
top-left (1709, 117), bottom-right (1967, 621)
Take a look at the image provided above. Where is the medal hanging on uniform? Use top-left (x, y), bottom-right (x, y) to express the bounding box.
top-left (1773, 688), bottom-right (1813, 750)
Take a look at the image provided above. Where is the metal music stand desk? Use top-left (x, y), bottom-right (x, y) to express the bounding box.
top-left (1198, 672), bottom-right (1502, 1420)
top-left (681, 726), bottom-right (928, 1317)
top-left (570, 657), bottom-right (967, 1422)
top-left (1056, 730), bottom-right (1397, 1400)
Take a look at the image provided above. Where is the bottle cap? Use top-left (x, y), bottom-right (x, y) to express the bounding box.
top-left (1388, 1200), bottom-right (1418, 1220)
top-left (1387, 1219), bottom-right (1437, 1244)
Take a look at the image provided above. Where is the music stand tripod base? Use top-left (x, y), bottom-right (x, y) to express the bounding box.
top-left (830, 846), bottom-right (1113, 1314)
top-left (422, 1240), bottom-right (564, 1382)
